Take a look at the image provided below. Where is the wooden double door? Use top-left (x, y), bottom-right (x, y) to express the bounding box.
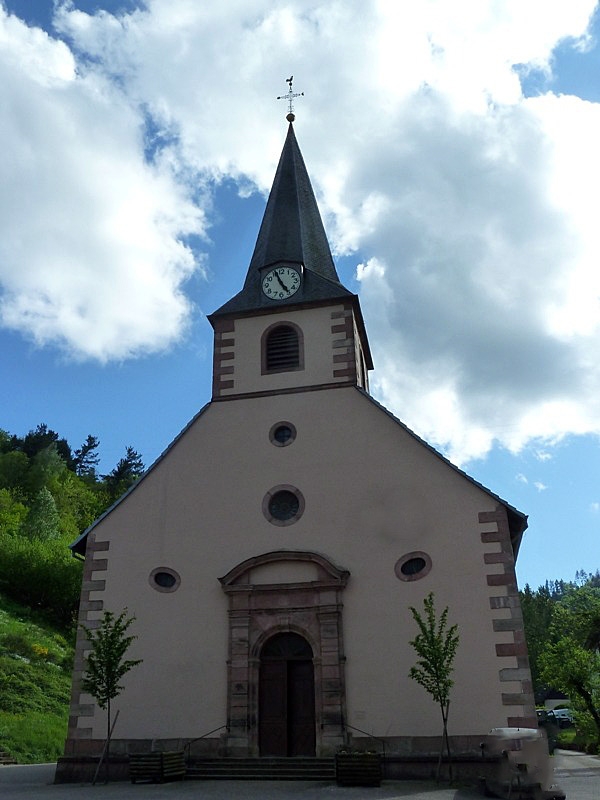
top-left (258, 633), bottom-right (316, 757)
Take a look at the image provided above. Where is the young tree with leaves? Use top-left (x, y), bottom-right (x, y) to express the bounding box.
top-left (81, 609), bottom-right (142, 779)
top-left (408, 592), bottom-right (460, 781)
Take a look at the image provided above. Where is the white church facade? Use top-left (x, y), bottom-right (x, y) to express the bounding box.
top-left (59, 117), bottom-right (535, 778)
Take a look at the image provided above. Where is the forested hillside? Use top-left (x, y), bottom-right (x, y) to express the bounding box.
top-left (0, 424), bottom-right (144, 628)
top-left (0, 424), bottom-right (145, 762)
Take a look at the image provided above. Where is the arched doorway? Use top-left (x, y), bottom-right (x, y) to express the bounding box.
top-left (259, 632), bottom-right (316, 757)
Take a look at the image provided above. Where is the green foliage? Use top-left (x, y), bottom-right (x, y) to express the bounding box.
top-left (0, 711), bottom-right (68, 763)
top-left (408, 592), bottom-right (459, 781)
top-left (81, 610), bottom-right (142, 713)
top-left (539, 585), bottom-right (600, 744)
top-left (73, 435), bottom-right (100, 478)
top-left (23, 487), bottom-right (61, 540)
top-left (0, 451), bottom-right (29, 494)
top-left (520, 583), bottom-right (555, 697)
top-left (0, 488), bottom-right (28, 536)
top-left (0, 424), bottom-right (145, 624)
top-left (102, 446), bottom-right (145, 503)
top-left (0, 535), bottom-right (82, 628)
top-left (408, 592), bottom-right (459, 709)
top-left (0, 592), bottom-right (74, 762)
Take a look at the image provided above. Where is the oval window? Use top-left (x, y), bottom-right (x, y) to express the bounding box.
top-left (394, 552), bottom-right (432, 582)
top-left (149, 567), bottom-right (181, 593)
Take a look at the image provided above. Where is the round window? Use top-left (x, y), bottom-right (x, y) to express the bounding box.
top-left (269, 421), bottom-right (297, 447)
top-left (394, 551), bottom-right (432, 582)
top-left (149, 567), bottom-right (181, 593)
top-left (269, 490), bottom-right (299, 520)
top-left (263, 485), bottom-right (305, 526)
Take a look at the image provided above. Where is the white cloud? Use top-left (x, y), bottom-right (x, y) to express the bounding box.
top-left (516, 474), bottom-right (529, 484)
top-left (534, 481), bottom-right (548, 492)
top-left (2, 0), bottom-right (600, 463)
top-left (0, 7), bottom-right (206, 361)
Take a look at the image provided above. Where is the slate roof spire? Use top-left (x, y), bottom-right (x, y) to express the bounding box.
top-left (210, 120), bottom-right (353, 319)
top-left (246, 121), bottom-right (339, 283)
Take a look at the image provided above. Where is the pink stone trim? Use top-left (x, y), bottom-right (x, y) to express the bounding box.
top-left (65, 533), bottom-right (109, 748)
top-left (219, 551), bottom-right (349, 756)
top-left (212, 318), bottom-right (236, 398)
top-left (479, 506), bottom-right (536, 728)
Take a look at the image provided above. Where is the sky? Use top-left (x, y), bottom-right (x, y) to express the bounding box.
top-left (1, 0), bottom-right (599, 590)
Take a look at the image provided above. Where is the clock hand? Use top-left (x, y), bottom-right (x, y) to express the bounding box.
top-left (275, 273), bottom-right (289, 292)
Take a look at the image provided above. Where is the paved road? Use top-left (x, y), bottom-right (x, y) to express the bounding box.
top-left (552, 749), bottom-right (600, 800)
top-left (0, 750), bottom-right (598, 800)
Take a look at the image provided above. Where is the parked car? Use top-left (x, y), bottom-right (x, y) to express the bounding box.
top-left (552, 708), bottom-right (573, 727)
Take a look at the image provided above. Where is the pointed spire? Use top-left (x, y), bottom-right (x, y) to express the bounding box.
top-left (245, 122), bottom-right (340, 283)
top-left (210, 121), bottom-right (353, 319)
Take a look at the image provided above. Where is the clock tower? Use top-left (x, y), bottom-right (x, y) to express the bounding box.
top-left (208, 120), bottom-right (373, 400)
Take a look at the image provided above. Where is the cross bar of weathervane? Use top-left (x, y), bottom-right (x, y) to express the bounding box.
top-left (277, 76), bottom-right (304, 120)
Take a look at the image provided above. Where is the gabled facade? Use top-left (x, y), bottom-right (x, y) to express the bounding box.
top-left (60, 120), bottom-right (534, 779)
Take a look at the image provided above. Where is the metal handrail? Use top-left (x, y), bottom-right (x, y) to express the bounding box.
top-left (341, 722), bottom-right (387, 776)
top-left (183, 724), bottom-right (229, 764)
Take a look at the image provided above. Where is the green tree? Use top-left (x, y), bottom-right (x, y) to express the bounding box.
top-left (19, 423), bottom-right (73, 468)
top-left (520, 583), bottom-right (556, 700)
top-left (540, 586), bottom-right (600, 744)
top-left (26, 444), bottom-right (67, 497)
top-left (0, 488), bottom-right (28, 536)
top-left (23, 487), bottom-right (61, 540)
top-left (102, 447), bottom-right (144, 503)
top-left (73, 435), bottom-right (100, 479)
top-left (0, 451), bottom-right (29, 495)
top-left (408, 592), bottom-right (459, 781)
top-left (81, 610), bottom-right (142, 763)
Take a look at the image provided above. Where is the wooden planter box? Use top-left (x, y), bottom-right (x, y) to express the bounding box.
top-left (335, 752), bottom-right (382, 786)
top-left (129, 751), bottom-right (185, 783)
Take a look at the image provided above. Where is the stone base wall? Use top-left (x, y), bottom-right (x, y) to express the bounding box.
top-left (56, 732), bottom-right (517, 784)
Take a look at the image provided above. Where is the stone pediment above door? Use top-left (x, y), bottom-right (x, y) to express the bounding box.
top-left (219, 550), bottom-right (350, 592)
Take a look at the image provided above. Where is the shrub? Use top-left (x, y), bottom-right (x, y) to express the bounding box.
top-left (0, 535), bottom-right (82, 628)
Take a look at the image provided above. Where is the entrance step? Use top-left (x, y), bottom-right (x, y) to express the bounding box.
top-left (186, 757), bottom-right (335, 781)
top-left (0, 749), bottom-right (17, 765)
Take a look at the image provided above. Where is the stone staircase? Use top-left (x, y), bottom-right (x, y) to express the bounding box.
top-left (186, 756), bottom-right (336, 781)
top-left (0, 749), bottom-right (17, 766)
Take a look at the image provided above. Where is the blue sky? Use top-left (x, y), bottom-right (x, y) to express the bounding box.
top-left (1, 1), bottom-right (599, 590)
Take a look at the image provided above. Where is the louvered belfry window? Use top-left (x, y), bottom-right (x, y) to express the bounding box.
top-left (265, 324), bottom-right (300, 371)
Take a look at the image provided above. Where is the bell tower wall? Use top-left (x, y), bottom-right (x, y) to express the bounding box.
top-left (212, 302), bottom-right (366, 399)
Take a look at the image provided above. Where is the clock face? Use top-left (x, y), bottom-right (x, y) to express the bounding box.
top-left (262, 266), bottom-right (301, 300)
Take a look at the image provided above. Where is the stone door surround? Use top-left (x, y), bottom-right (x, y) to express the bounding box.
top-left (219, 550), bottom-right (349, 757)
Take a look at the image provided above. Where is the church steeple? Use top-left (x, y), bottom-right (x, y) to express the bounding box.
top-left (210, 122), bottom-right (354, 318)
top-left (208, 118), bottom-right (372, 401)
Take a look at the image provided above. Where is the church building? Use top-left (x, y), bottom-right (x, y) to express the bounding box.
top-left (60, 111), bottom-right (535, 778)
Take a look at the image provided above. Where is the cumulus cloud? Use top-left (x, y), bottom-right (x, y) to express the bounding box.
top-left (2, 0), bottom-right (600, 463)
top-left (0, 6), bottom-right (206, 361)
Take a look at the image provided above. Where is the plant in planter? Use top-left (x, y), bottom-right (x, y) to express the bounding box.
top-left (335, 749), bottom-right (382, 786)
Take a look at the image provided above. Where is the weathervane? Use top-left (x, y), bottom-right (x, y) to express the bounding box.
top-left (277, 76), bottom-right (304, 122)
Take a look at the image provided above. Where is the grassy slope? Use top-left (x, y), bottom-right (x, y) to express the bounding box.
top-left (0, 593), bottom-right (74, 763)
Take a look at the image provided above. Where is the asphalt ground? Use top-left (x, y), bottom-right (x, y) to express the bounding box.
top-left (0, 750), bottom-right (598, 800)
